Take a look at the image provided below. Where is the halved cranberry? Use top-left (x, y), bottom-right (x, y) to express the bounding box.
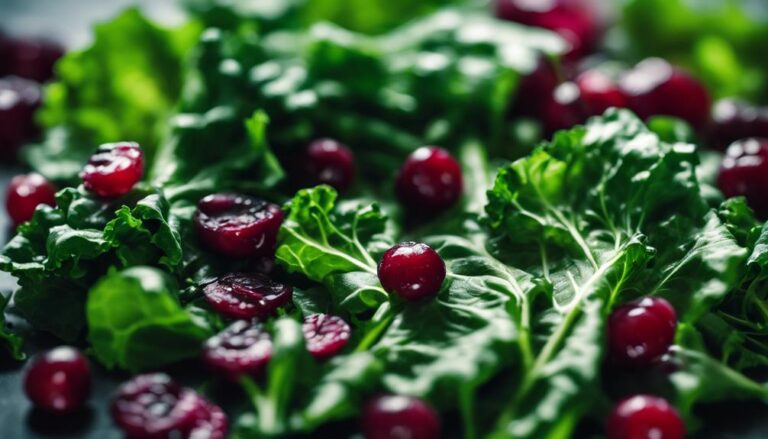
top-left (194, 193), bottom-right (283, 258)
top-left (80, 142), bottom-right (143, 198)
top-left (576, 69), bottom-right (629, 117)
top-left (202, 320), bottom-right (272, 381)
top-left (6, 173), bottom-right (56, 225)
top-left (0, 37), bottom-right (64, 82)
top-left (540, 81), bottom-right (586, 135)
top-left (510, 58), bottom-right (561, 118)
top-left (620, 59), bottom-right (711, 130)
top-left (202, 273), bottom-right (292, 320)
top-left (304, 139), bottom-right (355, 192)
top-left (717, 138), bottom-right (768, 217)
top-left (606, 395), bottom-right (685, 439)
top-left (378, 242), bottom-right (446, 301)
top-left (395, 147), bottom-right (463, 215)
top-left (23, 346), bottom-right (91, 415)
top-left (111, 374), bottom-right (203, 439)
top-left (710, 99), bottom-right (768, 150)
top-left (361, 394), bottom-right (440, 439)
top-left (189, 399), bottom-right (228, 439)
top-left (0, 76), bottom-right (41, 160)
top-left (303, 314), bottom-right (351, 360)
top-left (608, 297), bottom-right (677, 367)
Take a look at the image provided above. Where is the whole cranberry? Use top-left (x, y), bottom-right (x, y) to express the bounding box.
top-left (194, 193), bottom-right (284, 258)
top-left (710, 99), bottom-right (768, 150)
top-left (202, 320), bottom-right (272, 381)
top-left (0, 37), bottom-right (64, 82)
top-left (111, 373), bottom-right (203, 439)
top-left (304, 139), bottom-right (355, 192)
top-left (6, 173), bottom-right (56, 225)
top-left (378, 242), bottom-right (446, 301)
top-left (395, 147), bottom-right (463, 215)
top-left (540, 81), bottom-right (586, 135)
top-left (80, 142), bottom-right (143, 198)
top-left (608, 297), bottom-right (677, 367)
top-left (620, 59), bottom-right (711, 130)
top-left (510, 58), bottom-right (561, 118)
top-left (361, 394), bottom-right (440, 439)
top-left (576, 69), bottom-right (629, 117)
top-left (0, 76), bottom-right (42, 160)
top-left (202, 272), bottom-right (292, 320)
top-left (717, 138), bottom-right (768, 217)
top-left (303, 314), bottom-right (351, 360)
top-left (606, 395), bottom-right (685, 439)
top-left (23, 346), bottom-right (91, 414)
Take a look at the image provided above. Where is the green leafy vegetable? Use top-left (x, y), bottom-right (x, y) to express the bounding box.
top-left (0, 295), bottom-right (24, 361)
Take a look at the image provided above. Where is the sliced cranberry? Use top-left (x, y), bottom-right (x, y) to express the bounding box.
top-left (540, 81), bottom-right (586, 135)
top-left (606, 395), bottom-right (685, 439)
top-left (576, 69), bottom-right (629, 117)
top-left (202, 320), bottom-right (272, 381)
top-left (395, 147), bottom-right (463, 215)
top-left (608, 297), bottom-right (677, 367)
top-left (303, 314), bottom-right (351, 360)
top-left (717, 138), bottom-right (768, 217)
top-left (189, 398), bottom-right (228, 439)
top-left (111, 374), bottom-right (203, 439)
top-left (23, 346), bottom-right (91, 415)
top-left (710, 99), bottom-right (768, 150)
top-left (304, 139), bottom-right (355, 192)
top-left (361, 394), bottom-right (440, 439)
top-left (620, 59), bottom-right (711, 130)
top-left (0, 76), bottom-right (41, 160)
top-left (202, 273), bottom-right (292, 320)
top-left (378, 242), bottom-right (446, 301)
top-left (6, 173), bottom-right (56, 225)
top-left (80, 142), bottom-right (143, 198)
top-left (510, 58), bottom-right (561, 118)
top-left (194, 193), bottom-right (283, 258)
top-left (0, 37), bottom-right (64, 82)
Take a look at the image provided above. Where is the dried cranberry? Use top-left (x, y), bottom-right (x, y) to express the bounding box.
top-left (305, 139), bottom-right (355, 192)
top-left (620, 59), bottom-right (711, 130)
top-left (23, 346), bottom-right (91, 414)
top-left (80, 142), bottom-right (143, 198)
top-left (202, 320), bottom-right (272, 381)
top-left (303, 314), bottom-right (351, 360)
top-left (608, 297), bottom-right (677, 367)
top-left (202, 273), bottom-right (292, 320)
top-left (194, 193), bottom-right (283, 258)
top-left (0, 76), bottom-right (41, 160)
top-left (0, 37), bottom-right (64, 82)
top-left (576, 69), bottom-right (629, 117)
top-left (395, 147), bottom-right (463, 215)
top-left (710, 99), bottom-right (768, 150)
top-left (111, 374), bottom-right (203, 439)
top-left (378, 242), bottom-right (446, 301)
top-left (717, 138), bottom-right (768, 217)
top-left (606, 395), bottom-right (685, 439)
top-left (361, 394), bottom-right (440, 439)
top-left (6, 173), bottom-right (56, 225)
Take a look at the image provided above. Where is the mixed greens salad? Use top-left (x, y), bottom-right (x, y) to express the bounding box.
top-left (2, 0), bottom-right (768, 438)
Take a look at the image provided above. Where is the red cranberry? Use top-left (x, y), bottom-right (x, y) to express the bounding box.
top-left (194, 193), bottom-right (283, 258)
top-left (23, 347), bottom-right (91, 414)
top-left (576, 69), bottom-right (629, 117)
top-left (540, 81), bottom-right (586, 135)
top-left (620, 59), bottom-right (711, 130)
top-left (202, 320), bottom-right (272, 381)
top-left (395, 147), bottom-right (463, 215)
top-left (80, 142), bottom-right (143, 198)
top-left (710, 99), bottom-right (768, 150)
top-left (606, 395), bottom-right (685, 439)
top-left (305, 139), bottom-right (355, 192)
top-left (202, 273), bottom-right (292, 320)
top-left (608, 297), bottom-right (677, 367)
top-left (0, 37), bottom-right (64, 82)
top-left (378, 242), bottom-right (446, 301)
top-left (717, 138), bottom-right (768, 217)
top-left (189, 398), bottom-right (228, 439)
top-left (6, 173), bottom-right (56, 225)
top-left (111, 374), bottom-right (203, 439)
top-left (510, 58), bottom-right (561, 118)
top-left (361, 394), bottom-right (440, 439)
top-left (0, 76), bottom-right (41, 160)
top-left (303, 314), bottom-right (351, 360)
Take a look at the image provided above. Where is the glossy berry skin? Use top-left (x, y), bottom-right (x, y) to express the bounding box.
top-left (0, 37), bottom-right (64, 82)
top-left (194, 193), bottom-right (284, 258)
top-left (540, 82), bottom-right (586, 135)
top-left (0, 76), bottom-right (42, 160)
top-left (361, 394), bottom-right (440, 439)
top-left (608, 297), bottom-right (677, 367)
top-left (305, 139), bottom-right (355, 192)
top-left (395, 147), bottom-right (463, 215)
top-left (202, 272), bottom-right (292, 320)
top-left (717, 138), bottom-right (768, 217)
top-left (6, 173), bottom-right (56, 225)
top-left (576, 69), bottom-right (629, 117)
top-left (23, 346), bottom-right (91, 414)
top-left (81, 142), bottom-right (143, 198)
top-left (511, 58), bottom-right (560, 118)
top-left (620, 59), bottom-right (711, 130)
top-left (303, 314), bottom-right (351, 360)
top-left (378, 242), bottom-right (446, 301)
top-left (202, 320), bottom-right (272, 381)
top-left (606, 395), bottom-right (685, 439)
top-left (710, 99), bottom-right (768, 150)
top-left (111, 373), bottom-right (204, 439)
